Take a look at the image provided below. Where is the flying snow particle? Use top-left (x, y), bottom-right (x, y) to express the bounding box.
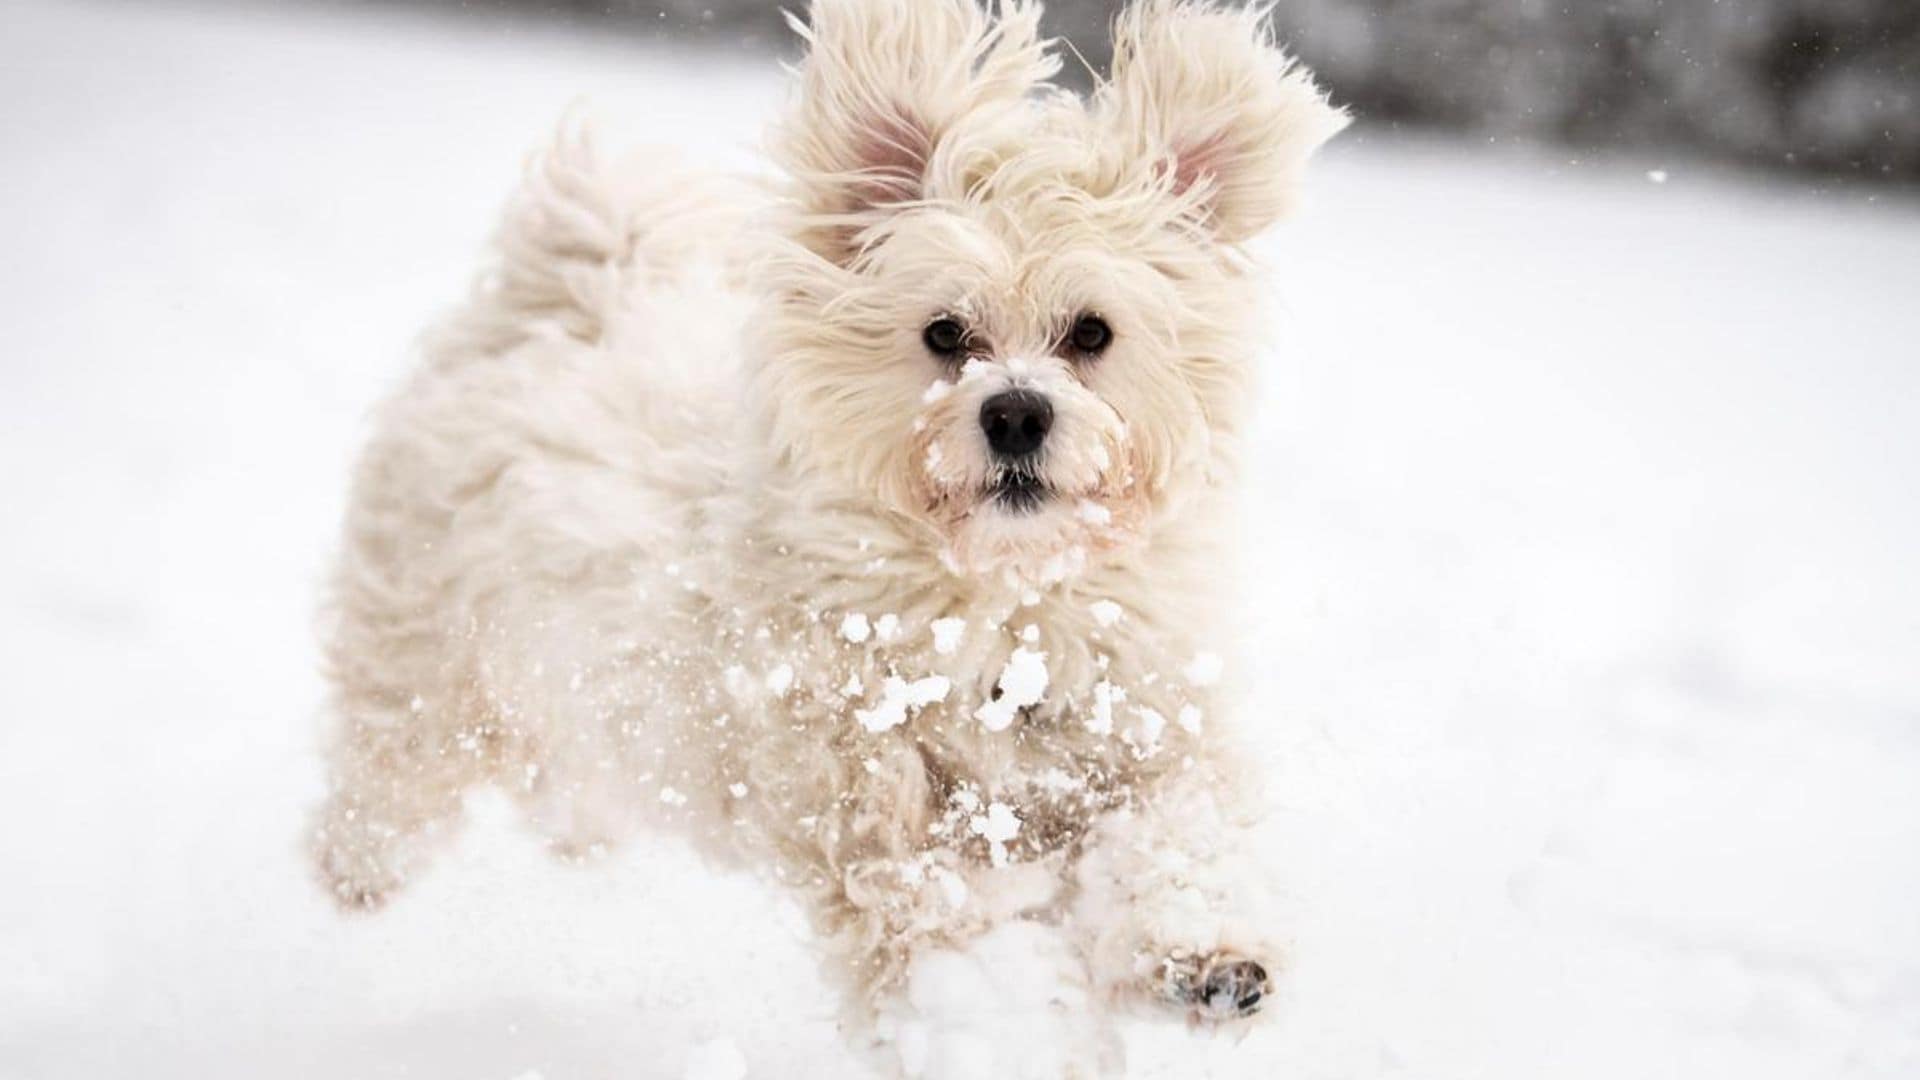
top-left (1647, 169), bottom-right (1670, 184)
top-left (930, 617), bottom-right (967, 655)
top-left (855, 675), bottom-right (952, 733)
top-left (682, 1037), bottom-right (748, 1080)
top-left (974, 647), bottom-right (1049, 732)
top-left (1177, 704), bottom-right (1203, 734)
top-left (728, 782), bottom-right (749, 799)
top-left (970, 802), bottom-right (1021, 843)
top-left (972, 801), bottom-right (1022, 867)
top-left (840, 672), bottom-right (864, 697)
top-left (1089, 600), bottom-right (1123, 628)
top-left (765, 664), bottom-right (795, 696)
top-left (1184, 652), bottom-right (1224, 687)
top-left (1076, 499), bottom-right (1112, 526)
top-left (840, 612), bottom-right (872, 644)
top-left (659, 786), bottom-right (688, 807)
top-left (875, 613), bottom-right (901, 641)
top-left (1133, 707), bottom-right (1167, 747)
top-left (1019, 624), bottom-right (1039, 644)
top-left (1088, 680), bottom-right (1117, 735)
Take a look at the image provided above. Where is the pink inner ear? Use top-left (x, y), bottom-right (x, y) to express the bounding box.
top-left (848, 109), bottom-right (934, 210)
top-left (1167, 130), bottom-right (1231, 200)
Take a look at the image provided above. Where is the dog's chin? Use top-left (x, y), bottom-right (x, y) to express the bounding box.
top-left (933, 482), bottom-right (1120, 587)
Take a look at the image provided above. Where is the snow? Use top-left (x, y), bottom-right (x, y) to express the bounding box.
top-left (970, 802), bottom-right (1022, 868)
top-left (973, 648), bottom-right (1051, 732)
top-left (1182, 652), bottom-right (1224, 688)
top-left (1090, 681), bottom-right (1120, 736)
top-left (930, 617), bottom-right (968, 655)
top-left (2, 2), bottom-right (1918, 1079)
top-left (856, 675), bottom-right (953, 734)
top-left (1130, 707), bottom-right (1168, 750)
top-left (1076, 499), bottom-right (1113, 526)
top-left (841, 612), bottom-right (873, 644)
top-left (970, 803), bottom-right (1022, 845)
top-left (1089, 600), bottom-right (1124, 628)
top-left (682, 1038), bottom-right (748, 1080)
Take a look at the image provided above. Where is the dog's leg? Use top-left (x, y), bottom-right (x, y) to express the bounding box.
top-left (309, 689), bottom-right (503, 910)
top-left (732, 732), bottom-right (1118, 1077)
top-left (1069, 763), bottom-right (1281, 1025)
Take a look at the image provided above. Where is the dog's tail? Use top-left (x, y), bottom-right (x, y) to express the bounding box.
top-left (452, 116), bottom-right (752, 355)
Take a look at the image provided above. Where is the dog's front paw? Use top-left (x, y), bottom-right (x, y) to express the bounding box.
top-left (1159, 951), bottom-right (1273, 1023)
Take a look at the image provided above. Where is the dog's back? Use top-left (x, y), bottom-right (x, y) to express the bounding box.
top-left (312, 125), bottom-right (758, 905)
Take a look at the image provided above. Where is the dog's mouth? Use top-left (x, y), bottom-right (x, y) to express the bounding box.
top-left (987, 471), bottom-right (1050, 514)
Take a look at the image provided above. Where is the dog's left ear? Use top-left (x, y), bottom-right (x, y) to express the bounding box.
top-left (774, 0), bottom-right (1057, 263)
top-left (1096, 1), bottom-right (1348, 243)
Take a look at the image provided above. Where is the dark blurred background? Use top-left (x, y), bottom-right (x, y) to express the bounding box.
top-left (385, 0), bottom-right (1920, 181)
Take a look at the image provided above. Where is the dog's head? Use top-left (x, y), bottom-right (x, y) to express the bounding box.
top-left (754, 0), bottom-right (1345, 586)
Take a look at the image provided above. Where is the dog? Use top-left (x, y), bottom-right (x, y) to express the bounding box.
top-left (311, 1), bottom-right (1344, 1074)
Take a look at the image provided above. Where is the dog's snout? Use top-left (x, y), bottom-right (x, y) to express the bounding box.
top-left (979, 390), bottom-right (1053, 459)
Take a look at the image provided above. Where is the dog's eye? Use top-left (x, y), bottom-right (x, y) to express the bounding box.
top-left (923, 318), bottom-right (966, 357)
top-left (1069, 314), bottom-right (1113, 356)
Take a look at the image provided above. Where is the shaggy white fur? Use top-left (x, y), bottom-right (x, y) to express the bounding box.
top-left (310, 0), bottom-right (1343, 1073)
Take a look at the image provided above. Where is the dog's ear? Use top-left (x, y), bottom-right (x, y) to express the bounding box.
top-left (1096, 1), bottom-right (1347, 243)
top-left (773, 0), bottom-right (1055, 263)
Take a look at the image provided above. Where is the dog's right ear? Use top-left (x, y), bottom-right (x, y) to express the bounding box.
top-left (773, 0), bottom-right (1055, 265)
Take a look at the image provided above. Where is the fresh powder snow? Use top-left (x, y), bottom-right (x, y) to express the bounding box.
top-left (3, 3), bottom-right (1917, 1078)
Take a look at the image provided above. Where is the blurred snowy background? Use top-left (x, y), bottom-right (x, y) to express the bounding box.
top-left (2, 1), bottom-right (1918, 1078)
top-left (428, 0), bottom-right (1920, 180)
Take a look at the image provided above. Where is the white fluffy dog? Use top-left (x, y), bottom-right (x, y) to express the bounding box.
top-left (311, 1), bottom-right (1343, 1074)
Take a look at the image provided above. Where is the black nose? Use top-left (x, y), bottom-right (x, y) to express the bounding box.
top-left (980, 390), bottom-right (1053, 459)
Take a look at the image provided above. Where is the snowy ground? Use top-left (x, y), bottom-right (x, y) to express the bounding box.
top-left (3, 2), bottom-right (1919, 1078)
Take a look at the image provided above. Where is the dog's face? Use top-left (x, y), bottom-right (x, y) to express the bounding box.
top-left (755, 0), bottom-right (1344, 585)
